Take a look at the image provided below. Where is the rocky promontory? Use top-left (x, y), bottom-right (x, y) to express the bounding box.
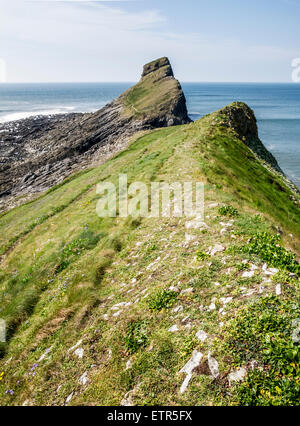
top-left (0, 57), bottom-right (190, 211)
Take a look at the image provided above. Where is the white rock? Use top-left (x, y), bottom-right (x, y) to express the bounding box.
top-left (78, 371), bottom-right (88, 386)
top-left (168, 325), bottom-right (179, 333)
top-left (242, 270), bottom-right (255, 278)
top-left (120, 392), bottom-right (134, 406)
top-left (179, 350), bottom-right (203, 394)
top-left (126, 360), bottom-right (132, 370)
top-left (113, 310), bottom-right (122, 317)
top-left (173, 305), bottom-right (184, 313)
top-left (68, 339), bottom-right (83, 353)
top-left (228, 368), bottom-right (247, 386)
top-left (208, 244), bottom-right (225, 256)
top-left (74, 348), bottom-right (84, 359)
top-left (221, 297), bottom-right (233, 306)
top-left (208, 353), bottom-right (219, 379)
top-left (208, 303), bottom-right (216, 311)
top-left (185, 218), bottom-right (208, 231)
top-left (276, 284), bottom-right (282, 296)
top-left (208, 203), bottom-right (219, 208)
top-left (181, 288), bottom-right (194, 295)
top-left (66, 392), bottom-right (74, 404)
top-left (196, 330), bottom-right (207, 342)
top-left (182, 315), bottom-right (190, 324)
top-left (169, 286), bottom-right (180, 293)
top-left (185, 233), bottom-right (197, 243)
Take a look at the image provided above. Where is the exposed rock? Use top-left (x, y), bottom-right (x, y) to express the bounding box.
top-left (208, 244), bottom-right (225, 256)
top-left (78, 371), bottom-right (89, 385)
top-left (168, 325), bottom-right (179, 333)
top-left (217, 102), bottom-right (282, 172)
top-left (208, 353), bottom-right (219, 379)
top-left (228, 367), bottom-right (247, 386)
top-left (0, 57), bottom-right (191, 212)
top-left (196, 330), bottom-right (208, 342)
top-left (179, 350), bottom-right (203, 394)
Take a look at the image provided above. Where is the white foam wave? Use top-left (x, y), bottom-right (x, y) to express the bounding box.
top-left (0, 107), bottom-right (76, 124)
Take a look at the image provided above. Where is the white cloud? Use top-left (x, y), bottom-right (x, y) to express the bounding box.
top-left (0, 0), bottom-right (297, 82)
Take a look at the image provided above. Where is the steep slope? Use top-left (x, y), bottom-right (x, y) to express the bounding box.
top-left (0, 57), bottom-right (190, 212)
top-left (0, 103), bottom-right (299, 406)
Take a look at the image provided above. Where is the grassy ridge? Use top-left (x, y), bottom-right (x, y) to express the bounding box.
top-left (0, 110), bottom-right (299, 406)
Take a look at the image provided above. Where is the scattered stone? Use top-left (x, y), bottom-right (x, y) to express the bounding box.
top-left (185, 233), bottom-right (197, 243)
top-left (120, 392), bottom-right (134, 407)
top-left (220, 297), bottom-right (233, 306)
top-left (68, 339), bottom-right (83, 353)
top-left (228, 368), bottom-right (247, 386)
top-left (276, 284), bottom-right (282, 296)
top-left (38, 347), bottom-right (52, 362)
top-left (185, 218), bottom-right (209, 231)
top-left (181, 288), bottom-right (194, 295)
top-left (182, 315), bottom-right (190, 324)
top-left (126, 360), bottom-right (132, 370)
top-left (208, 353), bottom-right (219, 379)
top-left (66, 392), bottom-right (74, 404)
top-left (242, 270), bottom-right (255, 278)
top-left (196, 330), bottom-right (207, 342)
top-left (179, 350), bottom-right (203, 394)
top-left (173, 305), bottom-right (184, 313)
top-left (74, 348), bottom-right (84, 359)
top-left (168, 325), bottom-right (179, 333)
top-left (208, 244), bottom-right (225, 256)
top-left (78, 372), bottom-right (89, 386)
top-left (169, 286), bottom-right (180, 293)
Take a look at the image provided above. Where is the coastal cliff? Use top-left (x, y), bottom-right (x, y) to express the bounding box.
top-left (0, 57), bottom-right (190, 211)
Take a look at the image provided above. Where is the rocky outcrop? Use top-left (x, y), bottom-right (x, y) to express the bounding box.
top-left (217, 102), bottom-right (282, 172)
top-left (0, 57), bottom-right (191, 211)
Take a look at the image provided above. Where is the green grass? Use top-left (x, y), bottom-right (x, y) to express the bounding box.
top-left (0, 103), bottom-right (299, 406)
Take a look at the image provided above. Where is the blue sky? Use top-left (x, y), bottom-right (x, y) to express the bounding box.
top-left (0, 0), bottom-right (299, 82)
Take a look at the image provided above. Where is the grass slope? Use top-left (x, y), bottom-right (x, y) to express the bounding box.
top-left (0, 108), bottom-right (299, 406)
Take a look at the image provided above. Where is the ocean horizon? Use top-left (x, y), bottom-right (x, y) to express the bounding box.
top-left (0, 82), bottom-right (299, 188)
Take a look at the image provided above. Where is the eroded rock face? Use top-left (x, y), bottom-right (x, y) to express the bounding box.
top-left (217, 102), bottom-right (282, 172)
top-left (0, 57), bottom-right (191, 211)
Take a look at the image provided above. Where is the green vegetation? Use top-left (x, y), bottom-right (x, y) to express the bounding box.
top-left (121, 62), bottom-right (182, 120)
top-left (216, 296), bottom-right (300, 406)
top-left (243, 232), bottom-right (300, 274)
top-left (218, 205), bottom-right (239, 217)
top-left (0, 103), bottom-right (299, 406)
top-left (147, 290), bottom-right (178, 312)
top-left (124, 320), bottom-right (148, 354)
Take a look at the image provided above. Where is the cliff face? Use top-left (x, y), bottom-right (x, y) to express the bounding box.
top-left (216, 102), bottom-right (282, 172)
top-left (0, 57), bottom-right (190, 211)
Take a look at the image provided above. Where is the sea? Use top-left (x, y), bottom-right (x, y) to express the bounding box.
top-left (0, 82), bottom-right (299, 188)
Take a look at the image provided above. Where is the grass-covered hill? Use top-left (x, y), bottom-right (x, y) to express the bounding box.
top-left (0, 96), bottom-right (299, 405)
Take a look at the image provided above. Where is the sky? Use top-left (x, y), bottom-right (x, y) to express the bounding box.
top-left (0, 0), bottom-right (299, 83)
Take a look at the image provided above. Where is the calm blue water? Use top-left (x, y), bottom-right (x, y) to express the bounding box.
top-left (0, 82), bottom-right (299, 188)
